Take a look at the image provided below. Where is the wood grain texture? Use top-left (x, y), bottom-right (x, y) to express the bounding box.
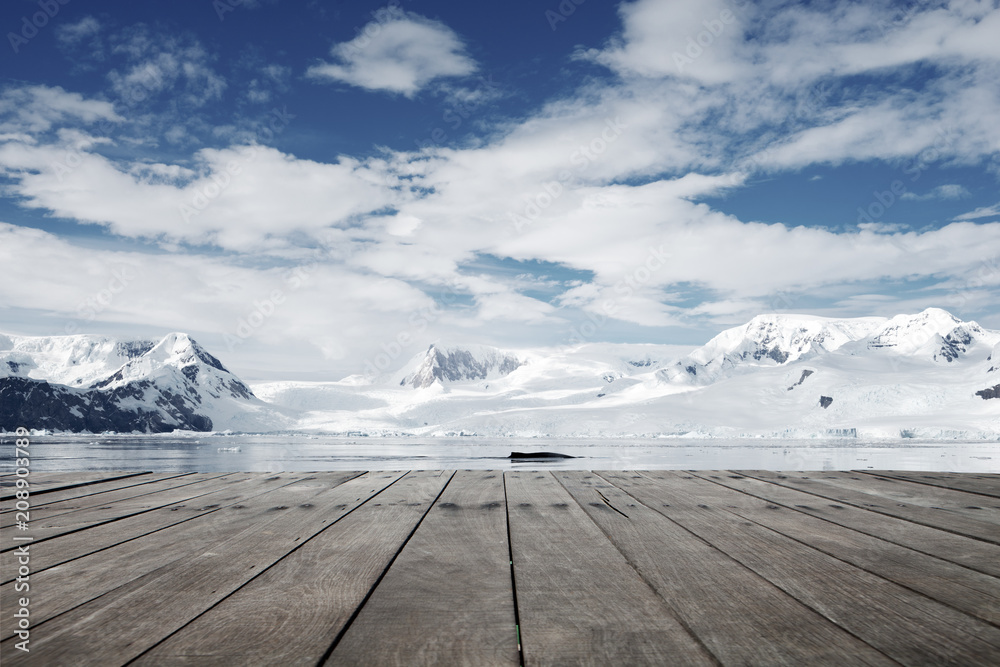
top-left (0, 473), bottom-right (255, 548)
top-left (0, 472), bottom-right (403, 665)
top-left (1, 472), bottom-right (198, 515)
top-left (0, 474), bottom-right (366, 584)
top-left (686, 471), bottom-right (1000, 626)
top-left (605, 471), bottom-right (1000, 666)
top-left (742, 470), bottom-right (1000, 544)
top-left (505, 471), bottom-right (715, 667)
top-left (0, 473), bottom-right (345, 642)
top-left (131, 470), bottom-right (452, 667)
top-left (860, 470), bottom-right (1000, 499)
top-left (796, 471), bottom-right (1000, 523)
top-left (327, 470), bottom-right (518, 667)
top-left (0, 473), bottom-right (230, 528)
top-left (0, 471), bottom-right (152, 502)
top-left (556, 472), bottom-right (895, 666)
top-left (702, 472), bottom-right (1000, 578)
top-left (5, 470), bottom-right (1000, 666)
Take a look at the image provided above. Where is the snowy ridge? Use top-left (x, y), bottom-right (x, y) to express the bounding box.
top-left (3, 308), bottom-right (999, 438)
top-left (0, 333), bottom-right (156, 387)
top-left (396, 343), bottom-right (524, 388)
top-left (659, 312), bottom-right (885, 385)
top-left (1, 332), bottom-right (286, 433)
top-left (255, 308), bottom-right (1000, 439)
top-left (658, 308), bottom-right (1000, 386)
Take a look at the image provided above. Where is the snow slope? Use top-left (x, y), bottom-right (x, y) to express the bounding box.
top-left (253, 309), bottom-right (1000, 439)
top-left (1, 332), bottom-right (289, 433)
top-left (4, 308), bottom-right (997, 437)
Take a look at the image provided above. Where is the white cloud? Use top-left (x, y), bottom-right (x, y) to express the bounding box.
top-left (3, 70), bottom-right (999, 350)
top-left (589, 0), bottom-right (747, 83)
top-left (0, 86), bottom-right (121, 134)
top-left (953, 202), bottom-right (1000, 221)
top-left (0, 223), bottom-right (456, 374)
top-left (591, 0), bottom-right (1000, 85)
top-left (57, 16), bottom-right (101, 46)
top-left (0, 136), bottom-right (394, 252)
top-left (307, 12), bottom-right (477, 96)
top-left (900, 184), bottom-right (970, 201)
top-left (584, 0), bottom-right (1000, 176)
top-left (244, 64), bottom-right (291, 104)
top-left (108, 28), bottom-right (227, 109)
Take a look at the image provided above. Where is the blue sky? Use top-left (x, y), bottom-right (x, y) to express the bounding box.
top-left (1, 0), bottom-right (999, 378)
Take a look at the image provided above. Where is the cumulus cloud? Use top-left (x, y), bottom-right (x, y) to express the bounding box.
top-left (588, 0), bottom-right (748, 83)
top-left (0, 136), bottom-right (394, 251)
top-left (591, 0), bottom-right (1000, 85)
top-left (307, 11), bottom-right (477, 96)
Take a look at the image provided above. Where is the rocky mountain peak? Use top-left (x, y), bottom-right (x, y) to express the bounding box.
top-left (402, 344), bottom-right (523, 389)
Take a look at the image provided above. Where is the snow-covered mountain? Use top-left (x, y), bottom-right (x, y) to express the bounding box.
top-left (396, 344), bottom-right (523, 388)
top-left (658, 313), bottom-right (885, 385)
top-left (255, 309), bottom-right (1000, 439)
top-left (3, 308), bottom-right (998, 438)
top-left (1, 332), bottom-right (286, 433)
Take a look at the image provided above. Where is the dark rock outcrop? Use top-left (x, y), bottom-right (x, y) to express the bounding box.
top-left (0, 376), bottom-right (212, 433)
top-left (976, 385), bottom-right (1000, 400)
top-left (935, 329), bottom-right (974, 362)
top-left (787, 369), bottom-right (814, 390)
top-left (404, 345), bottom-right (522, 389)
top-left (819, 395), bottom-right (833, 408)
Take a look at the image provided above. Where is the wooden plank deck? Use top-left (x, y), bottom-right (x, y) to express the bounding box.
top-left (2, 471), bottom-right (999, 666)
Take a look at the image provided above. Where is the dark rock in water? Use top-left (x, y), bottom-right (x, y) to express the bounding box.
top-left (976, 384), bottom-right (1000, 400)
top-left (508, 451), bottom-right (576, 459)
top-left (819, 395), bottom-right (833, 408)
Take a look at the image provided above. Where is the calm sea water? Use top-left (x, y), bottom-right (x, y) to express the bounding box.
top-left (2, 434), bottom-right (998, 472)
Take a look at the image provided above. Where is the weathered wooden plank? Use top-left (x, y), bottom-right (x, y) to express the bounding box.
top-left (860, 470), bottom-right (1000, 499)
top-left (505, 471), bottom-right (715, 667)
top-left (0, 472), bottom-right (255, 584)
top-left (0, 473), bottom-right (348, 641)
top-left (0, 472), bottom-right (406, 665)
top-left (0, 473), bottom-right (258, 549)
top-left (131, 470), bottom-right (453, 667)
top-left (796, 471), bottom-right (1000, 523)
top-left (0, 472), bottom-right (215, 508)
top-left (0, 473), bottom-right (230, 528)
top-left (0, 471), bottom-right (152, 501)
top-left (699, 472), bottom-right (1000, 578)
top-left (556, 472), bottom-right (896, 666)
top-left (326, 470), bottom-right (518, 666)
top-left (602, 471), bottom-right (1000, 666)
top-left (0, 473), bottom-right (366, 584)
top-left (685, 471), bottom-right (1000, 626)
top-left (742, 470), bottom-right (1000, 544)
top-left (1, 472), bottom-right (197, 514)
